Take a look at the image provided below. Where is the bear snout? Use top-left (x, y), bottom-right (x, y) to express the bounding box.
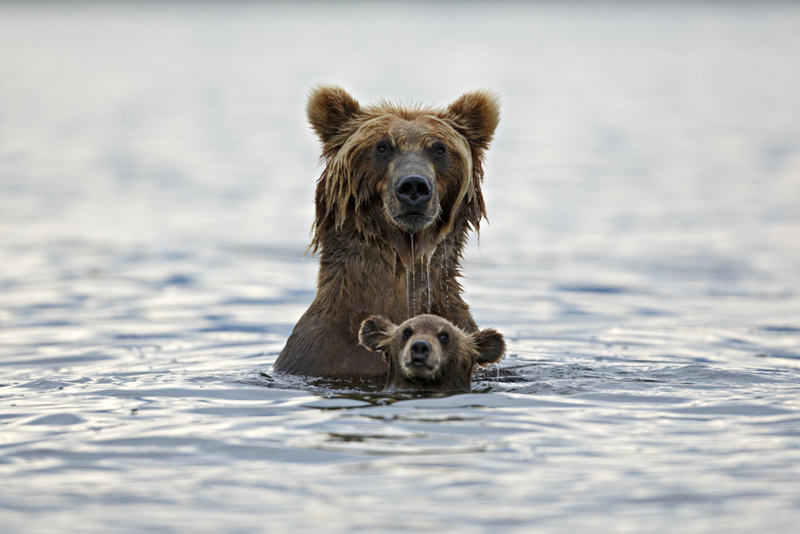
top-left (402, 337), bottom-right (440, 378)
top-left (409, 340), bottom-right (432, 363)
top-left (388, 171), bottom-right (439, 233)
top-left (395, 174), bottom-right (433, 209)
top-left (384, 149), bottom-right (440, 233)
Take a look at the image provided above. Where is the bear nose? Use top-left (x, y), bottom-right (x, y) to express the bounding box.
top-left (395, 175), bottom-right (432, 207)
top-left (410, 340), bottom-right (431, 363)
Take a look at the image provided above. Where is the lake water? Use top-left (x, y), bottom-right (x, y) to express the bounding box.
top-left (1, 2), bottom-right (800, 532)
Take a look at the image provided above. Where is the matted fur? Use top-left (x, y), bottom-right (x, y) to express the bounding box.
top-left (274, 86), bottom-right (500, 379)
top-left (310, 106), bottom-right (485, 255)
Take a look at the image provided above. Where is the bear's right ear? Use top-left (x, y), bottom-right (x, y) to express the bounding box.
top-left (307, 85), bottom-right (361, 148)
top-left (358, 315), bottom-right (396, 353)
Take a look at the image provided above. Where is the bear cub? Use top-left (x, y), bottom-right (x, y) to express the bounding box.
top-left (359, 314), bottom-right (505, 392)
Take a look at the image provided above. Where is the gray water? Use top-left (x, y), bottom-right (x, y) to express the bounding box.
top-left (2, 2), bottom-right (800, 533)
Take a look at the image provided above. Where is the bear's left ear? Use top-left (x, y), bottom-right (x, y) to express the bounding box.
top-left (473, 328), bottom-right (506, 367)
top-left (446, 90), bottom-right (500, 152)
top-left (307, 85), bottom-right (362, 149)
top-left (358, 315), bottom-right (396, 353)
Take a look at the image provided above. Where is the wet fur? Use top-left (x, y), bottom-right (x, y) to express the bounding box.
top-left (274, 86), bottom-right (500, 379)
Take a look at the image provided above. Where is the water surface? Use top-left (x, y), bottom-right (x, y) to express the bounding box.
top-left (1, 2), bottom-right (800, 533)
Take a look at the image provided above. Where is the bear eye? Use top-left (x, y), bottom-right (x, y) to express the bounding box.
top-left (433, 143), bottom-right (446, 157)
top-left (439, 332), bottom-right (449, 343)
top-left (376, 141), bottom-right (391, 155)
top-left (403, 328), bottom-right (412, 339)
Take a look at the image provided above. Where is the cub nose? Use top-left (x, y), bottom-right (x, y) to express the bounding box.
top-left (395, 175), bottom-right (433, 207)
top-left (410, 340), bottom-right (431, 362)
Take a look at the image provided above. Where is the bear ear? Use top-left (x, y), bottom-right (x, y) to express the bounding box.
top-left (473, 328), bottom-right (506, 367)
top-left (307, 85), bottom-right (362, 147)
top-left (446, 90), bottom-right (500, 152)
top-left (358, 315), bottom-right (396, 353)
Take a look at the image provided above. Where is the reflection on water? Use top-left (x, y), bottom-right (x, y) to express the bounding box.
top-left (2, 1), bottom-right (800, 533)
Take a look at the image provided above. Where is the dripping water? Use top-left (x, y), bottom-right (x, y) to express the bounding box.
top-left (442, 241), bottom-right (450, 316)
top-left (405, 267), bottom-right (410, 319)
top-left (426, 253), bottom-right (432, 314)
top-left (438, 243), bottom-right (444, 297)
top-left (411, 234), bottom-right (416, 317)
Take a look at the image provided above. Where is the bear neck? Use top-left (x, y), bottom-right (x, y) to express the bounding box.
top-left (315, 205), bottom-right (478, 334)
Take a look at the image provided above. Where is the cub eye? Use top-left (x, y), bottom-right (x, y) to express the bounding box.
top-left (439, 332), bottom-right (449, 343)
top-left (376, 142), bottom-right (390, 155)
top-left (433, 143), bottom-right (446, 157)
top-left (403, 328), bottom-right (412, 339)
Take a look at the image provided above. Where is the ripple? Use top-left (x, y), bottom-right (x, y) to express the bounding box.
top-left (1, 2), bottom-right (800, 533)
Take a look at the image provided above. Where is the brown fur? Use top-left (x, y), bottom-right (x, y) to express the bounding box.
top-left (359, 314), bottom-right (505, 392)
top-left (274, 86), bottom-right (500, 379)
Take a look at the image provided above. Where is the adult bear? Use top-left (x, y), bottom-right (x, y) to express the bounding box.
top-left (274, 85), bottom-right (500, 379)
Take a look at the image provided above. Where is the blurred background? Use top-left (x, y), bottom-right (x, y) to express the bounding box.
top-left (2, 1), bottom-right (800, 533)
top-left (3, 1), bottom-right (798, 262)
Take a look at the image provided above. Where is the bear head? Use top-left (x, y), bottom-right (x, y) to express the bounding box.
top-left (358, 314), bottom-right (505, 392)
top-left (306, 85), bottom-right (500, 255)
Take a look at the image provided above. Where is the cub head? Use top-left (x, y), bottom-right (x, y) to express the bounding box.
top-left (306, 85), bottom-right (500, 249)
top-left (358, 314), bottom-right (505, 392)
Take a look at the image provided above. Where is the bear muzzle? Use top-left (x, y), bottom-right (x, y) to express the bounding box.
top-left (393, 174), bottom-right (436, 228)
top-left (401, 338), bottom-right (441, 378)
top-left (385, 151), bottom-right (440, 234)
top-left (395, 174), bottom-right (433, 208)
top-left (409, 339), bottom-right (432, 367)
top-left (388, 174), bottom-right (439, 233)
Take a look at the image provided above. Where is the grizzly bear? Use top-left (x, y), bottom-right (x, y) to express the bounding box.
top-left (358, 314), bottom-right (505, 392)
top-left (273, 85), bottom-right (500, 379)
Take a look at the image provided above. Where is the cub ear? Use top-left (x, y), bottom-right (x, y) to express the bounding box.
top-left (473, 328), bottom-right (506, 367)
top-left (358, 315), bottom-right (396, 353)
top-left (446, 90), bottom-right (500, 152)
top-left (307, 85), bottom-right (361, 147)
